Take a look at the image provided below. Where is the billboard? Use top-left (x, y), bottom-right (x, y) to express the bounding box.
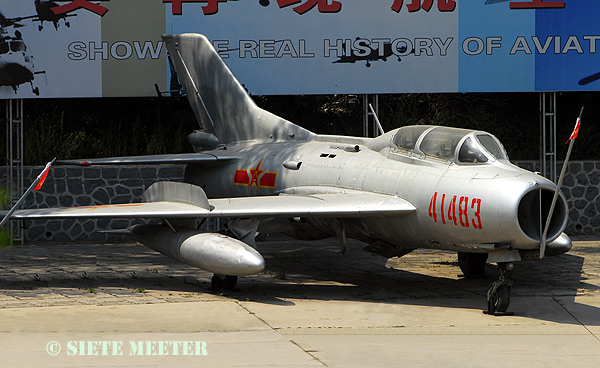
top-left (0, 0), bottom-right (598, 98)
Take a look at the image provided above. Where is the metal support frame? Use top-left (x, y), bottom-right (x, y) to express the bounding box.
top-left (362, 94), bottom-right (380, 138)
top-left (540, 92), bottom-right (557, 183)
top-left (5, 99), bottom-right (24, 244)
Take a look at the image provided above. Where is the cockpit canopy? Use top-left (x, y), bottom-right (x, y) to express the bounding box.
top-left (391, 125), bottom-right (508, 164)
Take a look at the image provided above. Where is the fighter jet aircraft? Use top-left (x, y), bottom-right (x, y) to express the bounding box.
top-left (5, 33), bottom-right (571, 315)
top-left (484, 0), bottom-right (565, 8)
top-left (333, 38), bottom-right (408, 67)
top-left (579, 71), bottom-right (600, 86)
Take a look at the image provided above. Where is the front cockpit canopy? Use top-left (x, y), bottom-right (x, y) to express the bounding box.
top-left (391, 125), bottom-right (508, 164)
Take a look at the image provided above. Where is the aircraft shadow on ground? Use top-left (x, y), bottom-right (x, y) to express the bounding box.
top-left (226, 238), bottom-right (600, 325)
top-left (0, 240), bottom-right (598, 325)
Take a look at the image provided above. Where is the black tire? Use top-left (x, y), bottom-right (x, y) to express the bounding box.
top-left (489, 283), bottom-right (511, 313)
top-left (211, 275), bottom-right (238, 291)
top-left (210, 274), bottom-right (222, 291)
top-left (223, 276), bottom-right (238, 290)
top-left (458, 252), bottom-right (487, 278)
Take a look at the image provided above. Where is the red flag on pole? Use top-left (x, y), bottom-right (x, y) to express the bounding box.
top-left (566, 117), bottom-right (580, 144)
top-left (33, 161), bottom-right (53, 191)
top-left (1, 158), bottom-right (55, 228)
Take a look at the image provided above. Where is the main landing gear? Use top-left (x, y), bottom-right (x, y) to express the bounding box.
top-left (211, 274), bottom-right (238, 291)
top-left (485, 262), bottom-right (514, 316)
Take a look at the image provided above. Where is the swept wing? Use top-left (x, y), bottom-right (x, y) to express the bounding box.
top-left (9, 191), bottom-right (415, 220)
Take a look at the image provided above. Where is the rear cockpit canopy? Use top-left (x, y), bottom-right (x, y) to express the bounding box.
top-left (391, 125), bottom-right (508, 164)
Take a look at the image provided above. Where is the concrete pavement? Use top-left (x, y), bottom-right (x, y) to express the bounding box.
top-left (0, 237), bottom-right (599, 367)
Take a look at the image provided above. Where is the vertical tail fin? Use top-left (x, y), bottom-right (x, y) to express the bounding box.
top-left (162, 33), bottom-right (314, 144)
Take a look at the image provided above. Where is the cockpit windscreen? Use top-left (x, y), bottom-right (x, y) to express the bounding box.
top-left (476, 134), bottom-right (507, 160)
top-left (419, 127), bottom-right (468, 161)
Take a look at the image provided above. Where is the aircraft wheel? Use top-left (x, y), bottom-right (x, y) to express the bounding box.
top-left (223, 275), bottom-right (238, 290)
top-left (33, 87), bottom-right (40, 96)
top-left (39, 25), bottom-right (43, 31)
top-left (366, 62), bottom-right (371, 68)
top-left (457, 252), bottom-right (487, 278)
top-left (487, 281), bottom-right (510, 314)
top-left (66, 22), bottom-right (71, 28)
top-left (210, 274), bottom-right (238, 291)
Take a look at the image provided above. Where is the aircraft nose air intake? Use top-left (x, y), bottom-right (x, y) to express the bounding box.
top-left (517, 187), bottom-right (568, 243)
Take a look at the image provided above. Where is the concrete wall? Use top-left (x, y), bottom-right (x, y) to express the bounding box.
top-left (1, 161), bottom-right (599, 243)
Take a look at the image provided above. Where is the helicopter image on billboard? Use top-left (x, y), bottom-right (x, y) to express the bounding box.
top-left (3, 1), bottom-right (79, 31)
top-left (0, 27), bottom-right (43, 95)
top-left (31, 0), bottom-right (77, 31)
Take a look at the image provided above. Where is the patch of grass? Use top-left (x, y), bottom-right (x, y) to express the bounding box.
top-left (0, 230), bottom-right (12, 249)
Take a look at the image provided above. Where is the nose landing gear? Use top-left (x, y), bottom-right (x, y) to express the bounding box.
top-left (485, 262), bottom-right (514, 316)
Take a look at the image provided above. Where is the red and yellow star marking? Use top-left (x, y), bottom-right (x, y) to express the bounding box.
top-left (234, 159), bottom-right (277, 190)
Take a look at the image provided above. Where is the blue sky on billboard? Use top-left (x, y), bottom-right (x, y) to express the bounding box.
top-left (535, 2), bottom-right (600, 90)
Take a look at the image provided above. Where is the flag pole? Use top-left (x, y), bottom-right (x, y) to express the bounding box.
top-left (540, 107), bottom-right (583, 259)
top-left (0, 158), bottom-right (56, 228)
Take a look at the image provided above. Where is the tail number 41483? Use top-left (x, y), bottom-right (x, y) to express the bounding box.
top-left (428, 192), bottom-right (482, 230)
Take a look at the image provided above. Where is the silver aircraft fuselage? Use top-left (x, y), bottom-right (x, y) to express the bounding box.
top-left (186, 126), bottom-right (567, 256)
